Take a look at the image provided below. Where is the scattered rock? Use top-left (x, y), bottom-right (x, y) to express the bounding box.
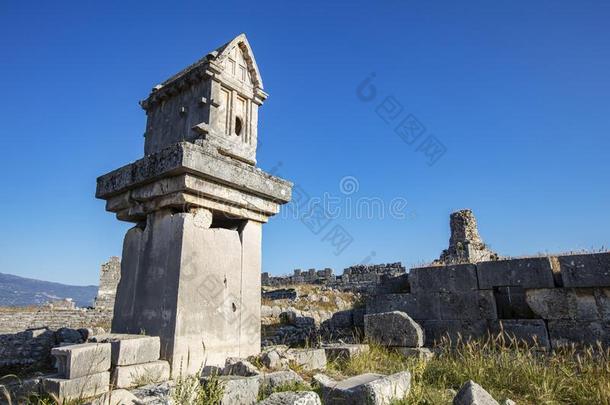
top-left (283, 348), bottom-right (327, 371)
top-left (202, 375), bottom-right (260, 405)
top-left (364, 311), bottom-right (424, 347)
top-left (453, 380), bottom-right (499, 405)
top-left (322, 344), bottom-right (369, 362)
top-left (257, 391), bottom-right (321, 405)
top-left (315, 371), bottom-right (411, 405)
top-left (130, 381), bottom-right (174, 405)
top-left (224, 357), bottom-right (261, 376)
top-left (258, 370), bottom-right (304, 393)
top-left (85, 389), bottom-right (140, 405)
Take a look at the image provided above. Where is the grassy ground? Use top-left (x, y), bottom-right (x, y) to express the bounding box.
top-left (325, 336), bottom-right (610, 405)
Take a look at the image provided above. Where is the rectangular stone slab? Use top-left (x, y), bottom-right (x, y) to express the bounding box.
top-left (111, 360), bottom-right (170, 389)
top-left (548, 320), bottom-right (610, 348)
top-left (477, 257), bottom-right (556, 289)
top-left (42, 371), bottom-right (109, 402)
top-left (525, 288), bottom-right (610, 320)
top-left (51, 343), bottom-right (111, 379)
top-left (438, 291), bottom-right (497, 320)
top-left (96, 142), bottom-right (291, 203)
top-left (488, 319), bottom-right (550, 349)
top-left (92, 334), bottom-right (161, 366)
top-left (558, 252), bottom-right (610, 288)
top-left (409, 264), bottom-right (479, 294)
top-left (366, 293), bottom-right (440, 320)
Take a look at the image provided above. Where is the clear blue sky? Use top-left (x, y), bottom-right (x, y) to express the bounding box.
top-left (1, 1), bottom-right (608, 285)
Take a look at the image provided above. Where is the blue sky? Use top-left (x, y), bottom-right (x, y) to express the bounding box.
top-left (1, 1), bottom-right (608, 285)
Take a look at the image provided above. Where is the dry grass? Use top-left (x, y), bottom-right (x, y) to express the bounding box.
top-left (325, 335), bottom-right (610, 405)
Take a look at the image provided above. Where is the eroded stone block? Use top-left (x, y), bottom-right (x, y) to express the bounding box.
top-left (488, 320), bottom-right (550, 349)
top-left (51, 343), bottom-right (111, 379)
top-left (364, 311), bottom-right (424, 347)
top-left (453, 380), bottom-right (499, 405)
top-left (112, 360), bottom-right (170, 389)
top-left (202, 375), bottom-right (260, 405)
top-left (477, 257), bottom-right (555, 289)
top-left (315, 371), bottom-right (411, 405)
top-left (258, 370), bottom-right (304, 394)
top-left (526, 288), bottom-right (610, 320)
top-left (410, 264), bottom-right (479, 294)
top-left (558, 252), bottom-right (610, 287)
top-left (283, 348), bottom-right (327, 371)
top-left (439, 291), bottom-right (497, 320)
top-left (395, 347), bottom-right (434, 361)
top-left (366, 293), bottom-right (440, 320)
top-left (422, 320), bottom-right (488, 346)
top-left (547, 320), bottom-right (610, 348)
top-left (323, 344), bottom-right (369, 362)
top-left (42, 371), bottom-right (109, 402)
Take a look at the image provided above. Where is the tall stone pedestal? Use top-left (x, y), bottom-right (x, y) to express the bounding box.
top-left (112, 209), bottom-right (262, 374)
top-left (96, 34), bottom-right (292, 376)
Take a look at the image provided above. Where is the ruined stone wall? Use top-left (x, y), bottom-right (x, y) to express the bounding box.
top-left (0, 308), bottom-right (112, 334)
top-left (94, 256), bottom-right (120, 311)
top-left (367, 252), bottom-right (610, 349)
top-left (262, 262), bottom-right (407, 294)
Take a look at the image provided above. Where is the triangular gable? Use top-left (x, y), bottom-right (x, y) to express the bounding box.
top-left (212, 33), bottom-right (264, 90)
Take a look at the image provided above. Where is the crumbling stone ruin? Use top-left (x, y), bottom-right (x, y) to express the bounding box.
top-left (436, 209), bottom-right (498, 264)
top-left (96, 33), bottom-right (292, 375)
top-left (93, 256), bottom-right (120, 311)
top-left (263, 262), bottom-right (407, 294)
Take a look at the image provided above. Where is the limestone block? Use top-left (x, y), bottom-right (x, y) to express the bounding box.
top-left (283, 348), bottom-right (327, 371)
top-left (439, 291), bottom-right (497, 320)
top-left (558, 252), bottom-right (610, 287)
top-left (51, 343), bottom-right (111, 379)
top-left (422, 320), bottom-right (488, 346)
top-left (224, 357), bottom-right (261, 376)
top-left (257, 391), bottom-right (321, 405)
top-left (525, 288), bottom-right (610, 320)
top-left (477, 257), bottom-right (555, 289)
top-left (453, 380), bottom-right (499, 405)
top-left (547, 320), bottom-right (610, 348)
top-left (364, 311), bottom-right (424, 347)
top-left (410, 264), bottom-right (479, 294)
top-left (366, 293), bottom-right (440, 320)
top-left (92, 334), bottom-right (160, 366)
top-left (315, 371), bottom-right (411, 405)
top-left (488, 320), bottom-right (550, 349)
top-left (85, 389), bottom-right (139, 405)
top-left (42, 371), bottom-right (110, 402)
top-left (258, 370), bottom-right (304, 392)
top-left (111, 360), bottom-right (170, 389)
top-left (323, 344), bottom-right (369, 362)
top-left (202, 375), bottom-right (260, 405)
top-left (395, 347), bottom-right (434, 361)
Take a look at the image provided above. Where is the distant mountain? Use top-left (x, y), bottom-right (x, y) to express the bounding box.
top-left (0, 272), bottom-right (98, 308)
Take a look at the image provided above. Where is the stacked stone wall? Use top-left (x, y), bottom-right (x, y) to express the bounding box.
top-left (367, 252), bottom-right (610, 348)
top-left (0, 308), bottom-right (112, 334)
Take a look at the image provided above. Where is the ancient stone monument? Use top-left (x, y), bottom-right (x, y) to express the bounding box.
top-left (96, 34), bottom-right (292, 375)
top-left (436, 209), bottom-right (498, 264)
top-left (94, 257), bottom-right (120, 311)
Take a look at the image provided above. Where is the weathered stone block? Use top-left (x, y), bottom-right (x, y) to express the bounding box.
top-left (202, 375), bottom-right (260, 405)
top-left (558, 252), bottom-right (610, 287)
top-left (323, 344), bottom-right (369, 362)
top-left (42, 371), bottom-right (109, 402)
top-left (257, 391), bottom-right (321, 405)
top-left (488, 320), bottom-right (550, 349)
top-left (422, 320), bottom-right (488, 346)
top-left (51, 343), bottom-right (111, 379)
top-left (112, 360), bottom-right (170, 389)
top-left (258, 370), bottom-right (304, 393)
top-left (283, 348), bottom-right (327, 371)
top-left (410, 264), bottom-right (479, 294)
top-left (85, 388), bottom-right (140, 405)
top-left (366, 293), bottom-right (440, 320)
top-left (453, 380), bottom-right (499, 405)
top-left (439, 291), bottom-right (497, 320)
top-left (364, 311), bottom-right (424, 347)
top-left (526, 288), bottom-right (610, 320)
top-left (477, 257), bottom-right (555, 289)
top-left (315, 371), bottom-right (411, 405)
top-left (92, 334), bottom-right (160, 366)
top-left (224, 357), bottom-right (261, 376)
top-left (547, 320), bottom-right (610, 348)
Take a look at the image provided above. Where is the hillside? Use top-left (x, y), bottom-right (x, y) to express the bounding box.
top-left (0, 272), bottom-right (97, 308)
